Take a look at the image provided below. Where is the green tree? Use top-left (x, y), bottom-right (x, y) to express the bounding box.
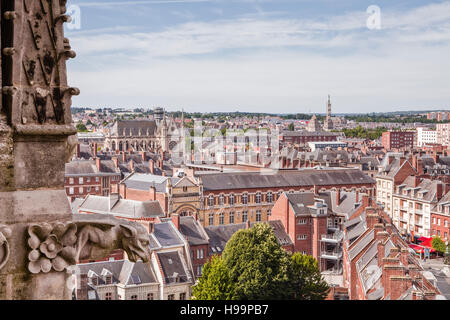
top-left (191, 223), bottom-right (329, 300)
top-left (222, 223), bottom-right (292, 300)
top-left (289, 253), bottom-right (329, 300)
top-left (76, 122), bottom-right (88, 132)
top-left (288, 123), bottom-right (295, 131)
top-left (191, 256), bottom-right (235, 300)
top-left (432, 236), bottom-right (447, 253)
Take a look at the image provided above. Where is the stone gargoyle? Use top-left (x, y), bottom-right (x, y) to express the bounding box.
top-left (0, 224), bottom-right (12, 270)
top-left (26, 214), bottom-right (151, 274)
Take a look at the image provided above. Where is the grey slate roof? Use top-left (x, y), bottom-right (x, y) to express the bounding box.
top-left (78, 195), bottom-right (165, 218)
top-left (178, 216), bottom-right (209, 246)
top-left (157, 251), bottom-right (191, 284)
top-left (110, 120), bottom-right (157, 137)
top-left (77, 260), bottom-right (157, 286)
top-left (198, 169), bottom-right (375, 191)
top-left (65, 160), bottom-right (120, 176)
top-left (152, 222), bottom-right (185, 248)
top-left (349, 229), bottom-right (375, 260)
top-left (123, 173), bottom-right (175, 193)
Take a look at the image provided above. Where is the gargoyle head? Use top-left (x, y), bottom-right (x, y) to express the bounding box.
top-left (120, 223), bottom-right (150, 262)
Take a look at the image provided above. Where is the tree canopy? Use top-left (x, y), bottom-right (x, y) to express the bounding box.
top-left (432, 236), bottom-right (448, 253)
top-left (191, 223), bottom-right (329, 300)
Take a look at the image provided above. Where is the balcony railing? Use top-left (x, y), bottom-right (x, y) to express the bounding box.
top-left (321, 231), bottom-right (344, 243)
top-left (320, 250), bottom-right (343, 260)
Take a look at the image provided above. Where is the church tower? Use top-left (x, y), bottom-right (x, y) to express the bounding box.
top-left (324, 95), bottom-right (334, 131)
top-left (307, 114), bottom-right (322, 132)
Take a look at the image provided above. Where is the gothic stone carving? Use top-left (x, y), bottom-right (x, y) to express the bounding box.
top-left (27, 215), bottom-right (150, 274)
top-left (0, 225), bottom-right (12, 270)
top-left (2, 0), bottom-right (78, 135)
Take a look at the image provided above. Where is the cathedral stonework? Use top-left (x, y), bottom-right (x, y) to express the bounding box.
top-left (0, 1), bottom-right (151, 300)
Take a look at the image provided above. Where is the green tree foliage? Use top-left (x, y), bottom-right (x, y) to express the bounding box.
top-left (76, 122), bottom-right (88, 132)
top-left (288, 253), bottom-right (329, 300)
top-left (342, 126), bottom-right (387, 140)
top-left (432, 236), bottom-right (447, 253)
top-left (191, 256), bottom-right (235, 300)
top-left (222, 223), bottom-right (292, 300)
top-left (192, 223), bottom-right (329, 300)
top-left (288, 123), bottom-right (295, 131)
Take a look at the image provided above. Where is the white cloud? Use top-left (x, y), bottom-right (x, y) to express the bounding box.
top-left (67, 1), bottom-right (450, 113)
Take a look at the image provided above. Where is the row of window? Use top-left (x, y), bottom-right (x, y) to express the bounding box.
top-left (207, 210), bottom-right (270, 225)
top-left (432, 229), bottom-right (448, 239)
top-left (432, 217), bottom-right (449, 227)
top-left (207, 192), bottom-right (278, 207)
top-left (68, 176), bottom-right (119, 185)
top-left (192, 249), bottom-right (205, 260)
top-left (68, 186), bottom-right (100, 195)
top-left (105, 292), bottom-right (188, 300)
top-left (105, 292), bottom-right (154, 300)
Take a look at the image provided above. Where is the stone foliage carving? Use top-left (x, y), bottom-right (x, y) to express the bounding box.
top-left (26, 216), bottom-right (150, 274)
top-left (0, 225), bottom-right (12, 270)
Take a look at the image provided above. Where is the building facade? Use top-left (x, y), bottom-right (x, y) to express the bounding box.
top-left (382, 131), bottom-right (416, 150)
top-left (416, 127), bottom-right (437, 147)
top-left (198, 169), bottom-right (376, 227)
top-left (437, 123), bottom-right (450, 147)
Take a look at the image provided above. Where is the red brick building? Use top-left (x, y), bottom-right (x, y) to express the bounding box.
top-left (65, 158), bottom-right (121, 202)
top-left (281, 131), bottom-right (339, 145)
top-left (270, 190), bottom-right (373, 273)
top-left (198, 169), bottom-right (376, 227)
top-left (382, 131), bottom-right (415, 150)
top-left (431, 191), bottom-right (450, 241)
top-left (342, 206), bottom-right (441, 300)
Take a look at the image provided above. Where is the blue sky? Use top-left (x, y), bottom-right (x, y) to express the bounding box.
top-left (66, 0), bottom-right (450, 114)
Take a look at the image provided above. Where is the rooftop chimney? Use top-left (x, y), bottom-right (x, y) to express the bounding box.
top-left (76, 143), bottom-right (81, 159)
top-left (121, 152), bottom-right (126, 163)
top-left (433, 151), bottom-right (440, 164)
top-left (140, 151), bottom-right (146, 161)
top-left (336, 189), bottom-right (341, 206)
top-left (148, 222), bottom-right (155, 234)
top-left (149, 159), bottom-right (155, 174)
top-left (416, 158), bottom-right (424, 175)
top-left (414, 176), bottom-right (421, 188)
top-left (130, 160), bottom-right (135, 172)
top-left (149, 185), bottom-right (156, 201)
top-left (112, 157), bottom-right (119, 169)
top-left (436, 183), bottom-right (444, 201)
top-left (388, 155), bottom-right (395, 165)
top-left (171, 214), bottom-right (180, 230)
top-left (93, 143), bottom-right (98, 158)
top-left (95, 158), bottom-right (101, 171)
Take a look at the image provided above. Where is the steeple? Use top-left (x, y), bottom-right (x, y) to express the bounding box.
top-left (324, 94), bottom-right (334, 131)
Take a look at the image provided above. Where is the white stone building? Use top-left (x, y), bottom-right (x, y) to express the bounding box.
top-left (416, 127), bottom-right (437, 147)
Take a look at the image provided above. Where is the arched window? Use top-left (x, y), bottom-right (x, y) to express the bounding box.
top-left (242, 193), bottom-right (248, 205)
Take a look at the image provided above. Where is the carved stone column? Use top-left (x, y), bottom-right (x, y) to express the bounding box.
top-left (0, 1), bottom-right (151, 300)
top-left (0, 0), bottom-right (78, 299)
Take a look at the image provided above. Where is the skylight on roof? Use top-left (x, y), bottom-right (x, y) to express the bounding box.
top-left (131, 275), bottom-right (141, 284)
